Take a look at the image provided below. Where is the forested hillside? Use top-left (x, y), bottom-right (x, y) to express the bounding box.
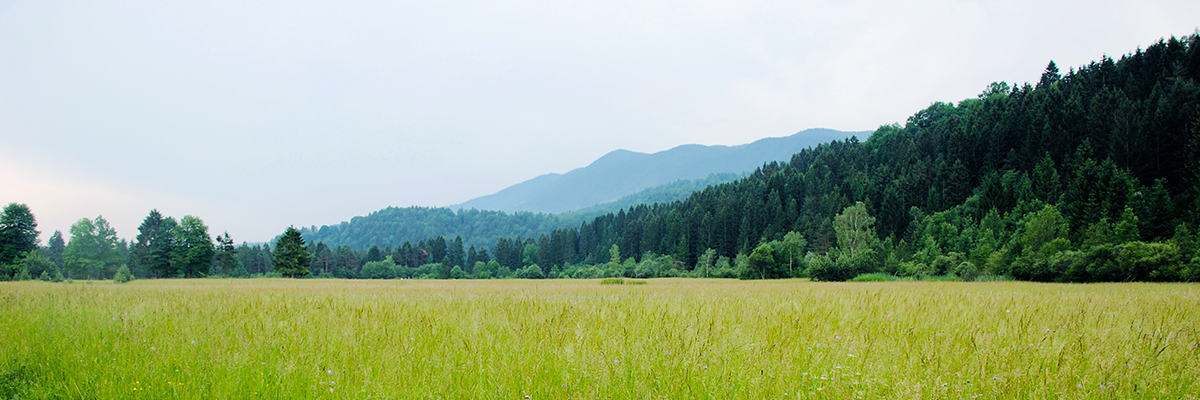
top-left (299, 207), bottom-right (564, 251)
top-left (468, 35), bottom-right (1200, 282)
top-left (297, 174), bottom-right (744, 252)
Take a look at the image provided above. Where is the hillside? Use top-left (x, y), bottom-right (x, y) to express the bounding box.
top-left (299, 163), bottom-right (742, 251)
top-left (451, 128), bottom-right (864, 213)
top-left (477, 35), bottom-right (1200, 282)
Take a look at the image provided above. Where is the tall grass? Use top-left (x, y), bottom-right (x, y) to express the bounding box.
top-left (2, 279), bottom-right (1197, 399)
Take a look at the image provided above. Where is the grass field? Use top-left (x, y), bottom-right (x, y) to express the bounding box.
top-left (1, 279), bottom-right (1198, 399)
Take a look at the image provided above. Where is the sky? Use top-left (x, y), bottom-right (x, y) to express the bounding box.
top-left (1, 0), bottom-right (1197, 244)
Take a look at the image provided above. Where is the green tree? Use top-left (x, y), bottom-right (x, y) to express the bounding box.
top-left (747, 243), bottom-right (778, 279)
top-left (778, 231), bottom-right (807, 276)
top-left (63, 216), bottom-right (123, 279)
top-left (113, 264), bottom-right (133, 284)
top-left (1021, 204), bottom-right (1070, 255)
top-left (608, 244), bottom-right (621, 269)
top-left (0, 203), bottom-right (40, 276)
top-left (171, 216), bottom-right (214, 278)
top-left (834, 202), bottom-right (876, 258)
top-left (46, 230), bottom-right (65, 269)
top-left (694, 248), bottom-right (716, 278)
top-left (273, 227), bottom-right (312, 278)
top-left (1032, 153), bottom-right (1061, 203)
top-left (364, 245), bottom-right (384, 264)
top-left (448, 236), bottom-right (465, 267)
top-left (129, 210), bottom-right (174, 278)
top-left (18, 250), bottom-right (56, 278)
top-left (438, 256), bottom-right (452, 279)
top-left (213, 232), bottom-right (241, 276)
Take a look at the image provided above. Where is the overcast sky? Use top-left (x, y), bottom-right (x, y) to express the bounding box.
top-left (1, 0), bottom-right (1197, 243)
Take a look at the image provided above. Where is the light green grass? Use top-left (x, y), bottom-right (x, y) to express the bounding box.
top-left (2, 279), bottom-right (1198, 399)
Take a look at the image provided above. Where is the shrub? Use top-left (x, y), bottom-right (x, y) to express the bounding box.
top-left (14, 266), bottom-right (31, 281)
top-left (850, 273), bottom-right (899, 282)
top-left (973, 274), bottom-right (1015, 282)
top-left (600, 278), bottom-right (625, 285)
top-left (113, 265), bottom-right (133, 284)
top-left (515, 264), bottom-right (545, 279)
top-left (361, 260), bottom-right (397, 279)
top-left (572, 266), bottom-right (603, 279)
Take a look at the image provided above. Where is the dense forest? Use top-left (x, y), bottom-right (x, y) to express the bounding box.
top-left (497, 34), bottom-right (1200, 282)
top-left (3, 34), bottom-right (1198, 282)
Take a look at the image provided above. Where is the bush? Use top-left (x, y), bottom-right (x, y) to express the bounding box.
top-left (973, 274), bottom-right (1014, 282)
top-left (572, 266), bottom-right (603, 279)
top-left (361, 260), bottom-right (397, 279)
top-left (38, 271), bottom-right (50, 282)
top-left (14, 266), bottom-right (31, 281)
top-left (600, 278), bottom-right (625, 285)
top-left (515, 264), bottom-right (545, 279)
top-left (113, 265), bottom-right (133, 284)
top-left (953, 261), bottom-right (981, 282)
top-left (450, 266), bottom-right (469, 279)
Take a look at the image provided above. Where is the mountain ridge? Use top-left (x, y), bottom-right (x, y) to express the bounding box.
top-left (452, 128), bottom-right (868, 213)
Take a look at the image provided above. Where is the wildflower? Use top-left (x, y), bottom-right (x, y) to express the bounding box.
top-left (327, 369), bottom-right (333, 375)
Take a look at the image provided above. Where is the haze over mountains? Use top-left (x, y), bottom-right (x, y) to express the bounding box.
top-left (452, 129), bottom-right (866, 213)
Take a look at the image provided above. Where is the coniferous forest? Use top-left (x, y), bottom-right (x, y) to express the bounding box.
top-left (3, 34), bottom-right (1199, 282)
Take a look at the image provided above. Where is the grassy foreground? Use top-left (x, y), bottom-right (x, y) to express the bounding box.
top-left (1, 279), bottom-right (1197, 399)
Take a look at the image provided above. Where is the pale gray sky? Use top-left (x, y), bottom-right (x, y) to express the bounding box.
top-left (1, 0), bottom-right (1197, 243)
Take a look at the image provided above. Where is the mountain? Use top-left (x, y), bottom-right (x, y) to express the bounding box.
top-left (451, 128), bottom-right (866, 213)
top-left (553, 173), bottom-right (746, 224)
top-left (298, 173), bottom-right (747, 251)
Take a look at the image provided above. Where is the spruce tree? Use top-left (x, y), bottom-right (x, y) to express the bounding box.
top-left (273, 227), bottom-right (311, 278)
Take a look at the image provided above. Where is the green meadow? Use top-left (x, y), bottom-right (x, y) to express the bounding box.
top-left (1, 279), bottom-right (1197, 399)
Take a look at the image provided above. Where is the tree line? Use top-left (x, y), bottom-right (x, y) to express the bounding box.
top-left (5, 34), bottom-right (1198, 283)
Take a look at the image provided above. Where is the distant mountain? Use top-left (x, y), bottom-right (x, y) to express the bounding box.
top-left (452, 128), bottom-right (867, 213)
top-left (554, 172), bottom-right (747, 224)
top-left (299, 173), bottom-right (747, 251)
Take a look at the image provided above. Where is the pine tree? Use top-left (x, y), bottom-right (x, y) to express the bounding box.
top-left (273, 227), bottom-right (312, 278)
top-left (130, 210), bottom-right (173, 278)
top-left (448, 236), bottom-right (465, 267)
top-left (46, 231), bottom-right (65, 269)
top-left (213, 232), bottom-right (241, 276)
